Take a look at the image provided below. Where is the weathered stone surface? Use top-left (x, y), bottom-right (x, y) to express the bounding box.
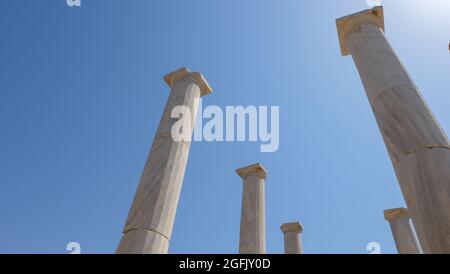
top-left (336, 6), bottom-right (450, 253)
top-left (154, 84), bottom-right (200, 139)
top-left (116, 229), bottom-right (169, 254)
top-left (280, 222), bottom-right (303, 254)
top-left (116, 68), bottom-right (212, 254)
top-left (237, 163), bottom-right (267, 254)
top-left (384, 208), bottom-right (421, 254)
top-left (123, 138), bottom-right (190, 236)
top-left (371, 83), bottom-right (450, 162)
top-left (346, 24), bottom-right (413, 102)
top-left (393, 147), bottom-right (450, 253)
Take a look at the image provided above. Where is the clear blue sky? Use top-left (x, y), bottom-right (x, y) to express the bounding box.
top-left (0, 0), bottom-right (449, 254)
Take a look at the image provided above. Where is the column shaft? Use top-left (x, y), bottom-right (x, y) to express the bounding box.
top-left (116, 68), bottom-right (212, 254)
top-left (283, 233), bottom-right (302, 254)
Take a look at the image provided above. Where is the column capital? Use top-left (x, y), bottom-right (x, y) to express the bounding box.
top-left (236, 163), bottom-right (268, 180)
top-left (336, 6), bottom-right (385, 56)
top-left (281, 222), bottom-right (303, 234)
top-left (163, 67), bottom-right (213, 97)
top-left (384, 207), bottom-right (411, 221)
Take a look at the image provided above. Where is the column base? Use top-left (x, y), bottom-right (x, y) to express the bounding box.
top-left (116, 229), bottom-right (169, 254)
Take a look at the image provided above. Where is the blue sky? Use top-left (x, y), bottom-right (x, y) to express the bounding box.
top-left (0, 0), bottom-right (449, 254)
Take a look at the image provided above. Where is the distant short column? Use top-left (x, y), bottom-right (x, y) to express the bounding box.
top-left (236, 163), bottom-right (268, 254)
top-left (384, 208), bottom-right (422, 254)
top-left (280, 222), bottom-right (303, 254)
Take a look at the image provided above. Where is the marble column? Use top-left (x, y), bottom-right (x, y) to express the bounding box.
top-left (116, 67), bottom-right (212, 254)
top-left (384, 208), bottom-right (422, 254)
top-left (336, 6), bottom-right (450, 253)
top-left (280, 222), bottom-right (303, 254)
top-left (236, 163), bottom-right (268, 254)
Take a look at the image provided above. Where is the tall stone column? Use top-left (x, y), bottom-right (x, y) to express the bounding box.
top-left (384, 208), bottom-right (422, 254)
top-left (116, 67), bottom-right (212, 254)
top-left (280, 222), bottom-right (303, 254)
top-left (336, 6), bottom-right (450, 253)
top-left (236, 163), bottom-right (268, 254)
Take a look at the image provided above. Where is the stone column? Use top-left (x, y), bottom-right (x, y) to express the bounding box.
top-left (336, 6), bottom-right (450, 253)
top-left (384, 208), bottom-right (422, 254)
top-left (236, 163), bottom-right (268, 254)
top-left (116, 67), bottom-right (212, 254)
top-left (280, 222), bottom-right (303, 254)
